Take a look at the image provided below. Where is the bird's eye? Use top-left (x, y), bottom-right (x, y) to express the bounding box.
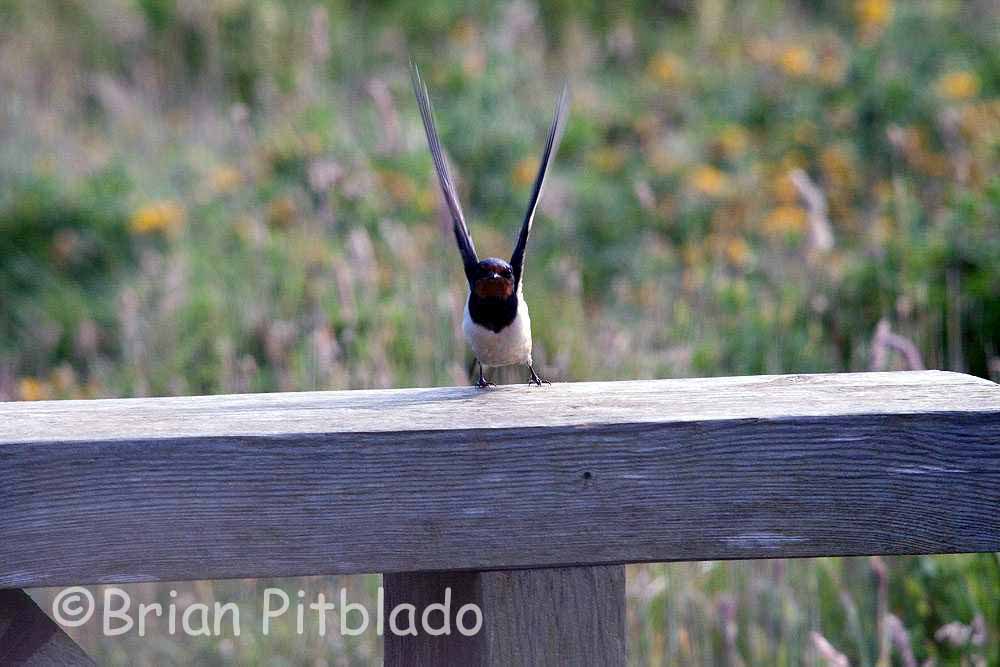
top-left (503, 269), bottom-right (512, 278)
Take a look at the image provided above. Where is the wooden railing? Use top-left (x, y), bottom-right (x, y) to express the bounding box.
top-left (2, 370), bottom-right (999, 664)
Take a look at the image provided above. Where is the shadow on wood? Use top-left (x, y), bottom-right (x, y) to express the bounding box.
top-left (384, 566), bottom-right (625, 666)
top-left (0, 589), bottom-right (94, 666)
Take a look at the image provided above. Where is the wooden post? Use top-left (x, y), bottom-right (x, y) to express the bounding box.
top-left (0, 589), bottom-right (94, 666)
top-left (384, 566), bottom-right (626, 666)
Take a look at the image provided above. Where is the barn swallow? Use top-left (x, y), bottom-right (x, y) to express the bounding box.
top-left (410, 63), bottom-right (569, 388)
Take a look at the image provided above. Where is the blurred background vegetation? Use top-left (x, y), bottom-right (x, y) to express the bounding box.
top-left (3, 0), bottom-right (997, 664)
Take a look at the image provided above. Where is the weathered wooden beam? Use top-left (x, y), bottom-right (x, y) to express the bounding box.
top-left (0, 589), bottom-right (94, 665)
top-left (383, 566), bottom-right (626, 666)
top-left (2, 371), bottom-right (999, 588)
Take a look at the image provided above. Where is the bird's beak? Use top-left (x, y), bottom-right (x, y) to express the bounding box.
top-left (488, 272), bottom-right (500, 280)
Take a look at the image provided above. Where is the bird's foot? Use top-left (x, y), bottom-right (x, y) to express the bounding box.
top-left (473, 359), bottom-right (495, 389)
top-left (527, 366), bottom-right (551, 387)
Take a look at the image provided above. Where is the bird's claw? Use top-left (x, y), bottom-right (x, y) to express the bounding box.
top-left (475, 379), bottom-right (496, 389)
top-left (527, 367), bottom-right (550, 386)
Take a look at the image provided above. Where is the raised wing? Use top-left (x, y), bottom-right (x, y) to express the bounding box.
top-left (410, 62), bottom-right (478, 281)
top-left (510, 84), bottom-right (570, 288)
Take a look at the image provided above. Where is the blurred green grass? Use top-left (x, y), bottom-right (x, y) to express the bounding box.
top-left (3, 0), bottom-right (998, 664)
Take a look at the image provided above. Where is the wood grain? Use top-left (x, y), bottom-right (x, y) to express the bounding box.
top-left (384, 567), bottom-right (626, 666)
top-left (0, 589), bottom-right (94, 665)
top-left (2, 371), bottom-right (999, 588)
top-left (3, 370), bottom-right (996, 443)
top-left (383, 571), bottom-right (483, 666)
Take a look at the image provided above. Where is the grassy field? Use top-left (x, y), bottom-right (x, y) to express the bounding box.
top-left (3, 0), bottom-right (998, 664)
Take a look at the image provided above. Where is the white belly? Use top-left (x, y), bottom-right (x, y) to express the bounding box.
top-left (463, 296), bottom-right (533, 368)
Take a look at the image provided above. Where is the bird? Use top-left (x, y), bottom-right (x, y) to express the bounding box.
top-left (410, 63), bottom-right (569, 388)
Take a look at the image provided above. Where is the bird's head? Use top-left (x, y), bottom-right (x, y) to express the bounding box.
top-left (472, 258), bottom-right (515, 300)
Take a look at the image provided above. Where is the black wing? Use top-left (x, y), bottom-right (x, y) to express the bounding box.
top-left (410, 62), bottom-right (478, 282)
top-left (510, 84), bottom-right (570, 288)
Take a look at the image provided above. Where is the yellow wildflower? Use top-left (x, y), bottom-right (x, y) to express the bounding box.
top-left (512, 157), bottom-right (539, 187)
top-left (130, 200), bottom-right (186, 235)
top-left (779, 46), bottom-right (814, 77)
top-left (855, 0), bottom-right (893, 31)
top-left (763, 205), bottom-right (807, 236)
top-left (689, 165), bottom-right (730, 197)
top-left (936, 71), bottom-right (980, 101)
top-left (18, 377), bottom-right (51, 401)
top-left (780, 151), bottom-right (808, 172)
top-left (717, 124), bottom-right (749, 159)
top-left (724, 236), bottom-right (751, 267)
top-left (773, 173), bottom-right (799, 204)
top-left (647, 52), bottom-right (685, 85)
